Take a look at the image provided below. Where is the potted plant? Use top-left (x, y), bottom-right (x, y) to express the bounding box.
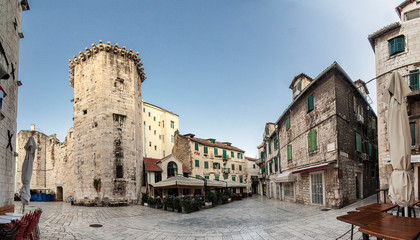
top-left (181, 197), bottom-right (192, 214)
top-left (222, 194), bottom-right (229, 204)
top-left (166, 196), bottom-right (174, 211)
top-left (163, 196), bottom-right (169, 210)
top-left (154, 197), bottom-right (161, 209)
top-left (141, 192), bottom-right (149, 206)
top-left (192, 196), bottom-right (202, 211)
top-left (216, 191), bottom-right (223, 205)
top-left (173, 197), bottom-right (181, 213)
top-left (147, 196), bottom-right (155, 207)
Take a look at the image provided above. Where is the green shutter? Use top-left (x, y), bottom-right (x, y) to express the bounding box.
top-left (205, 176), bottom-right (209, 179)
top-left (269, 162), bottom-right (273, 174)
top-left (232, 164), bottom-right (235, 170)
top-left (274, 157), bottom-right (278, 172)
top-left (223, 149), bottom-right (227, 159)
top-left (204, 161), bottom-right (209, 169)
top-left (287, 145), bottom-right (292, 161)
top-left (308, 130), bottom-right (317, 152)
top-left (268, 142), bottom-right (272, 154)
top-left (261, 167), bottom-right (265, 173)
top-left (239, 177), bottom-right (243, 183)
top-left (274, 136), bottom-right (278, 149)
top-left (232, 176), bottom-right (236, 181)
top-left (410, 122), bottom-right (416, 146)
top-left (215, 176), bottom-right (219, 181)
top-left (214, 148), bottom-right (218, 155)
top-left (195, 160), bottom-right (200, 167)
top-left (204, 146), bottom-right (208, 154)
top-left (195, 142), bottom-right (199, 151)
top-left (260, 151), bottom-right (264, 159)
top-left (286, 117), bottom-right (290, 131)
top-left (410, 69), bottom-right (419, 91)
top-left (224, 175), bottom-right (228, 180)
top-left (239, 165), bottom-right (242, 171)
top-left (196, 175), bottom-right (200, 178)
top-left (231, 151), bottom-right (234, 158)
top-left (356, 133), bottom-right (362, 153)
top-left (307, 95), bottom-right (314, 112)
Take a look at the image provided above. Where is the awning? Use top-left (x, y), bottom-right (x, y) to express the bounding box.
top-left (220, 180), bottom-right (247, 188)
top-left (291, 162), bottom-right (330, 174)
top-left (275, 172), bottom-right (296, 183)
top-left (151, 175), bottom-right (205, 188)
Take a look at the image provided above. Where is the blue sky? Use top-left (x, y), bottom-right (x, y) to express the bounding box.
top-left (18, 0), bottom-right (402, 157)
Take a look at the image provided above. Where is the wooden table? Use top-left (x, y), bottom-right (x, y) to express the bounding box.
top-left (337, 211), bottom-right (390, 240)
top-left (356, 203), bottom-right (397, 212)
top-left (359, 215), bottom-right (420, 240)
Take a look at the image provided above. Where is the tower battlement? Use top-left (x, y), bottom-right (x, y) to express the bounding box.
top-left (68, 40), bottom-right (146, 87)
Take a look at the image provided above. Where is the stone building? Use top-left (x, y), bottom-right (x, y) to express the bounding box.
top-left (15, 128), bottom-right (74, 201)
top-left (257, 62), bottom-right (378, 207)
top-left (256, 123), bottom-right (280, 198)
top-left (68, 40), bottom-right (146, 204)
top-left (143, 101), bottom-right (179, 159)
top-left (172, 131), bottom-right (246, 183)
top-left (244, 156), bottom-right (259, 194)
top-left (0, 0), bottom-right (29, 210)
top-left (368, 0), bottom-right (420, 200)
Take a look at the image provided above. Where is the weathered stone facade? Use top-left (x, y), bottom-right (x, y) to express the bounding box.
top-left (257, 62), bottom-right (378, 208)
top-left (69, 41), bottom-right (145, 204)
top-left (368, 0), bottom-right (420, 201)
top-left (0, 0), bottom-right (29, 208)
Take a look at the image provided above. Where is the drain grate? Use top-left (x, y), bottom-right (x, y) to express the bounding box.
top-left (89, 224), bottom-right (103, 228)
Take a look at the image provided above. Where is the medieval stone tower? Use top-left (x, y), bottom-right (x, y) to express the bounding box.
top-left (68, 40), bottom-right (146, 204)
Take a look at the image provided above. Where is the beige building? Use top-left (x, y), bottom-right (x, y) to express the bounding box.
top-left (0, 0), bottom-right (29, 210)
top-left (172, 131), bottom-right (246, 186)
top-left (368, 0), bottom-right (420, 200)
top-left (244, 157), bottom-right (259, 194)
top-left (143, 101), bottom-right (179, 159)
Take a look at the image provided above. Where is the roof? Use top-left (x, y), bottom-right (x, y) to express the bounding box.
top-left (142, 101), bottom-right (179, 116)
top-left (245, 156), bottom-right (257, 161)
top-left (151, 175), bottom-right (224, 188)
top-left (184, 135), bottom-right (245, 153)
top-left (182, 165), bottom-right (191, 173)
top-left (396, 0), bottom-right (415, 18)
top-left (368, 22), bottom-right (401, 50)
top-left (275, 61), bottom-right (376, 125)
top-left (289, 73), bottom-right (313, 89)
top-left (144, 157), bottom-right (162, 171)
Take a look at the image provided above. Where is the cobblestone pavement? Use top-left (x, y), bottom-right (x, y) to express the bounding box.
top-left (18, 195), bottom-right (379, 240)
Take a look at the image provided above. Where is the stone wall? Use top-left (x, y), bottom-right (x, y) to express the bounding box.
top-left (0, 0), bottom-right (28, 207)
top-left (172, 131), bottom-right (192, 170)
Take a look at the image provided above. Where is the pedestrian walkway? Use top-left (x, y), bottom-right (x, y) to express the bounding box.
top-left (19, 195), bottom-right (377, 240)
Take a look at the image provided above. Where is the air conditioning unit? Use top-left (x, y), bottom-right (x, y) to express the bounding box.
top-left (361, 153), bottom-right (369, 160)
top-left (357, 114), bottom-right (364, 123)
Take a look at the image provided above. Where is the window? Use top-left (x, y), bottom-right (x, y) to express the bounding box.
top-left (268, 142), bottom-right (272, 154)
top-left (308, 130), bottom-right (317, 152)
top-left (213, 162), bottom-right (220, 169)
top-left (116, 164), bottom-right (123, 178)
top-left (154, 130), bottom-right (156, 135)
top-left (171, 135), bottom-right (174, 143)
top-left (405, 9), bottom-right (420, 21)
top-left (83, 109), bottom-right (87, 115)
top-left (210, 139), bottom-right (215, 143)
top-left (196, 175), bottom-right (201, 179)
top-left (239, 176), bottom-right (243, 183)
top-left (409, 69), bottom-right (419, 91)
top-left (260, 151), bottom-right (264, 160)
top-left (167, 162), bottom-right (177, 177)
top-left (368, 143), bottom-right (373, 157)
top-left (253, 164), bottom-right (256, 169)
top-left (153, 116), bottom-right (156, 121)
top-left (232, 176), bottom-right (236, 182)
top-left (274, 157), bottom-right (278, 172)
top-left (231, 164), bottom-right (235, 170)
top-left (269, 161), bottom-right (273, 174)
top-left (237, 152), bottom-right (240, 158)
top-left (286, 117), bottom-right (290, 131)
top-left (154, 145), bottom-right (157, 151)
top-left (149, 141), bottom-right (151, 147)
top-left (356, 132), bottom-right (362, 153)
top-left (204, 146), bottom-right (208, 154)
top-left (306, 95), bottom-right (314, 112)
top-left (224, 175), bottom-right (228, 180)
top-left (143, 108), bottom-right (145, 112)
top-left (204, 161), bottom-right (209, 169)
top-left (223, 149), bottom-right (227, 159)
top-left (215, 176), bottom-right (219, 181)
top-left (148, 112), bottom-right (151, 117)
top-left (170, 121), bottom-right (174, 129)
top-left (287, 145), bottom-right (292, 161)
top-left (214, 148), bottom-right (218, 155)
top-left (149, 126), bottom-right (151, 131)
top-left (155, 172), bottom-right (162, 183)
top-left (231, 151), bottom-right (234, 158)
top-left (205, 176), bottom-right (209, 179)
top-left (389, 35), bottom-right (405, 56)
top-left (274, 135), bottom-right (278, 150)
top-left (158, 122), bottom-right (160, 126)
top-left (410, 122), bottom-right (416, 146)
top-left (162, 121), bottom-right (164, 128)
top-left (353, 96), bottom-right (357, 113)
top-left (195, 160), bottom-right (200, 167)
top-left (194, 142), bottom-right (199, 151)
top-left (239, 165), bottom-right (242, 171)
top-left (159, 135), bottom-right (161, 140)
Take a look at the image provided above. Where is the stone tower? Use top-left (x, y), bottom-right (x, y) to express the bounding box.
top-left (68, 40), bottom-right (146, 204)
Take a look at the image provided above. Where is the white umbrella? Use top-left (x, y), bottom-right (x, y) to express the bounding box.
top-left (383, 71), bottom-right (414, 214)
top-left (19, 135), bottom-right (37, 213)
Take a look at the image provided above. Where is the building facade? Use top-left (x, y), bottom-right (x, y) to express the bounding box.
top-left (69, 41), bottom-right (146, 204)
top-left (257, 62), bottom-right (378, 207)
top-left (244, 157), bottom-right (259, 194)
top-left (143, 101), bottom-right (179, 159)
top-left (368, 0), bottom-right (420, 200)
top-left (0, 0), bottom-right (29, 209)
top-left (172, 131), bottom-right (246, 183)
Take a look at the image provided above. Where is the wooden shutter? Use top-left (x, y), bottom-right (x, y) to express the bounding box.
top-left (223, 149), bottom-right (227, 159)
top-left (231, 151), bottom-right (234, 158)
top-left (204, 146), bottom-right (208, 154)
top-left (356, 133), bottom-right (362, 153)
top-left (195, 142), bottom-right (199, 151)
top-left (410, 69), bottom-right (419, 90)
top-left (410, 122), bottom-right (416, 146)
top-left (195, 159), bottom-right (200, 167)
top-left (287, 145), bottom-right (292, 161)
top-left (214, 148), bottom-right (218, 155)
top-left (275, 158), bottom-right (278, 172)
top-left (286, 117), bottom-right (290, 131)
top-left (204, 161), bottom-right (209, 169)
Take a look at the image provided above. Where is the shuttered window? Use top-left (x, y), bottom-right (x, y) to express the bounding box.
top-left (308, 130), bottom-right (317, 152)
top-left (260, 151), bottom-right (264, 159)
top-left (223, 149), bottom-right (227, 159)
top-left (268, 142), bottom-right (272, 154)
top-left (239, 176), bottom-right (243, 183)
top-left (231, 151), bottom-right (234, 158)
top-left (389, 35), bottom-right (405, 56)
top-left (410, 122), bottom-right (416, 146)
top-left (196, 175), bottom-right (200, 178)
top-left (274, 135), bottom-right (278, 150)
top-left (286, 117), bottom-right (290, 131)
top-left (205, 176), bottom-right (209, 179)
top-left (215, 176), bottom-right (219, 181)
top-left (287, 145), bottom-right (292, 161)
top-left (274, 157), bottom-right (278, 172)
top-left (368, 143), bottom-right (373, 157)
top-left (232, 164), bottom-right (235, 170)
top-left (409, 69), bottom-right (419, 91)
top-left (239, 165), bottom-right (242, 171)
top-left (269, 161), bottom-right (273, 174)
top-left (204, 146), bottom-right (208, 154)
top-left (214, 148), bottom-right (218, 155)
top-left (306, 95), bottom-right (314, 112)
top-left (356, 132), bottom-right (362, 153)
top-left (194, 142), bottom-right (199, 151)
top-left (232, 176), bottom-right (236, 181)
top-left (195, 159), bottom-right (200, 167)
top-left (204, 161), bottom-right (209, 169)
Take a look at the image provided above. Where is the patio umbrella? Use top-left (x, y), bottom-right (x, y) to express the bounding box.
top-left (19, 135), bottom-right (37, 212)
top-left (383, 71), bottom-right (414, 210)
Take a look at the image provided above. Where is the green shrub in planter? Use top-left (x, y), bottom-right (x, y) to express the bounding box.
top-left (192, 196), bottom-right (202, 211)
top-left (216, 191), bottom-right (223, 205)
top-left (173, 197), bottom-right (181, 212)
top-left (154, 197), bottom-right (162, 209)
top-left (147, 196), bottom-right (155, 207)
top-left (141, 193), bottom-right (149, 205)
top-left (181, 197), bottom-right (192, 213)
top-left (221, 195), bottom-right (229, 204)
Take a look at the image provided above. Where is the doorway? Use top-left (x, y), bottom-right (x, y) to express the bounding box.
top-left (56, 186), bottom-right (63, 201)
top-left (355, 172), bottom-right (362, 199)
top-left (311, 172), bottom-right (324, 205)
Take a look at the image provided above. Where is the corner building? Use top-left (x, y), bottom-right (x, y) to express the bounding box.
top-left (368, 0), bottom-right (420, 200)
top-left (69, 41), bottom-right (146, 203)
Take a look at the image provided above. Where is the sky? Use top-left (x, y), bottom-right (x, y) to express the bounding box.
top-left (18, 0), bottom-right (403, 158)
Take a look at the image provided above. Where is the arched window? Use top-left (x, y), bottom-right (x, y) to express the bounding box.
top-left (167, 161), bottom-right (178, 177)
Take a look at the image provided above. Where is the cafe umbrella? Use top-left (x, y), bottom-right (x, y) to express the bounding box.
top-left (383, 71), bottom-right (414, 215)
top-left (19, 134), bottom-right (37, 213)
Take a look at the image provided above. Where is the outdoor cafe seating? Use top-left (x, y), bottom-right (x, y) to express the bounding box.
top-left (337, 201), bottom-right (420, 240)
top-left (0, 208), bottom-right (42, 240)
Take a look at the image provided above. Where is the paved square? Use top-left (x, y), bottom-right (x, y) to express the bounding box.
top-left (20, 196), bottom-right (380, 240)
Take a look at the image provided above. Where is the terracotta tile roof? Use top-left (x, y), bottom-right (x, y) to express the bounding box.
top-left (245, 157), bottom-right (257, 161)
top-left (185, 135), bottom-right (245, 152)
top-left (144, 157), bottom-right (162, 171)
top-left (182, 166), bottom-right (191, 173)
top-left (289, 73), bottom-right (313, 89)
